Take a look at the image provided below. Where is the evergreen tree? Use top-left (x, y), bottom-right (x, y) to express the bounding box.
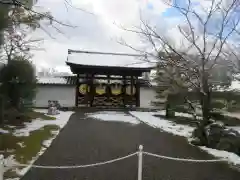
top-left (0, 57), bottom-right (37, 110)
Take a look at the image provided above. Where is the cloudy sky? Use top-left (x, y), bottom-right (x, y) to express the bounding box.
top-left (30, 0), bottom-right (237, 73)
top-left (31, 0), bottom-right (177, 73)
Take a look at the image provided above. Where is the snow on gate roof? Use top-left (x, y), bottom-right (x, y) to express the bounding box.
top-left (66, 50), bottom-right (154, 76)
top-left (67, 49), bottom-right (153, 68)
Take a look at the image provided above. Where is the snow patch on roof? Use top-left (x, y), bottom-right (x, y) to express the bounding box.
top-left (37, 77), bottom-right (68, 85)
top-left (67, 52), bottom-right (154, 68)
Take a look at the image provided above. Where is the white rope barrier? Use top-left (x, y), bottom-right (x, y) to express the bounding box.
top-left (143, 151), bottom-right (226, 162)
top-left (4, 152), bottom-right (138, 169)
top-left (0, 145), bottom-right (228, 180)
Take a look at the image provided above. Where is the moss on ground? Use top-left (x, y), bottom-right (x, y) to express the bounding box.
top-left (16, 125), bottom-right (59, 163)
top-left (1, 125), bottom-right (59, 160)
top-left (0, 109), bottom-right (59, 179)
top-left (155, 114), bottom-right (197, 127)
top-left (24, 110), bottom-right (56, 120)
top-left (1, 124), bottom-right (59, 179)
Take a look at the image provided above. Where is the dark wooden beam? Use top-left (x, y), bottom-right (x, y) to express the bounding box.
top-left (75, 74), bottom-right (79, 107)
top-left (107, 74), bottom-right (110, 104)
top-left (123, 75), bottom-right (126, 107)
top-left (130, 75), bottom-right (133, 108)
top-left (78, 75), bottom-right (133, 80)
top-left (136, 76), bottom-right (140, 107)
top-left (90, 74), bottom-right (94, 107)
top-left (66, 62), bottom-right (152, 76)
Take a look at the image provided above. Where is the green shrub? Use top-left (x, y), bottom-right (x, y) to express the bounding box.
top-left (211, 100), bottom-right (226, 109)
top-left (0, 58), bottom-right (37, 111)
top-left (210, 111), bottom-right (225, 121)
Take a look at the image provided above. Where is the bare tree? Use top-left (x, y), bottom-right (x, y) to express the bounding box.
top-left (0, 0), bottom-right (93, 64)
top-left (121, 0), bottom-right (240, 127)
top-left (0, 0), bottom-right (96, 43)
top-left (1, 30), bottom-right (43, 63)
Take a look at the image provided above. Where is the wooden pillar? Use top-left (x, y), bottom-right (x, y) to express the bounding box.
top-left (107, 74), bottom-right (110, 105)
top-left (0, 95), bottom-right (3, 125)
top-left (136, 76), bottom-right (140, 107)
top-left (75, 74), bottom-right (79, 107)
top-left (130, 75), bottom-right (134, 108)
top-left (86, 74), bottom-right (90, 107)
top-left (123, 75), bottom-right (126, 107)
top-left (90, 74), bottom-right (94, 107)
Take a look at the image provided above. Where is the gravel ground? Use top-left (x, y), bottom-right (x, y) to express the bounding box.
top-left (21, 110), bottom-right (240, 180)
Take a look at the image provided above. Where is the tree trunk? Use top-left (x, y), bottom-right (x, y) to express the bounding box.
top-left (165, 95), bottom-right (170, 118)
top-left (165, 95), bottom-right (175, 118)
top-left (197, 74), bottom-right (212, 144)
top-left (0, 95), bottom-right (4, 125)
top-left (200, 77), bottom-right (211, 126)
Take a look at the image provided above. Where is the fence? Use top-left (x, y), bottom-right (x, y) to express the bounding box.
top-left (0, 145), bottom-right (226, 180)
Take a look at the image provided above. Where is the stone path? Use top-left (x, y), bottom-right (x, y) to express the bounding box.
top-left (21, 110), bottom-right (240, 180)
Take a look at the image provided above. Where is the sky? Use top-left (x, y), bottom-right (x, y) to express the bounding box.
top-left (30, 0), bottom-right (239, 73)
top-left (31, 0), bottom-right (176, 73)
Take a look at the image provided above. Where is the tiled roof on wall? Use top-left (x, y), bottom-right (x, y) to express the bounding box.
top-left (37, 76), bottom-right (76, 85)
top-left (36, 76), bottom-right (154, 87)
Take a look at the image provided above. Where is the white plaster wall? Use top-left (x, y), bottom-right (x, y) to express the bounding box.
top-left (34, 85), bottom-right (156, 108)
top-left (140, 87), bottom-right (156, 108)
top-left (34, 85), bottom-right (75, 107)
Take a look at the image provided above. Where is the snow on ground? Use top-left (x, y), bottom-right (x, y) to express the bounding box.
top-left (200, 146), bottom-right (240, 166)
top-left (224, 111), bottom-right (240, 119)
top-left (42, 136), bottom-right (56, 147)
top-left (17, 142), bottom-right (26, 148)
top-left (154, 110), bottom-right (202, 119)
top-left (130, 111), bottom-right (194, 137)
top-left (228, 126), bottom-right (240, 134)
top-left (87, 111), bottom-right (140, 125)
top-left (4, 109), bottom-right (74, 180)
top-left (0, 128), bottom-right (9, 134)
top-left (14, 110), bottom-right (73, 136)
top-left (129, 111), bottom-right (240, 166)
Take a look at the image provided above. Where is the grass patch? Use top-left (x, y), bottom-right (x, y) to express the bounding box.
top-left (24, 110), bottom-right (56, 120)
top-left (15, 125), bottom-right (59, 163)
top-left (1, 124), bottom-right (59, 179)
top-left (3, 109), bottom-right (56, 127)
top-left (1, 125), bottom-right (59, 162)
top-left (154, 114), bottom-right (197, 127)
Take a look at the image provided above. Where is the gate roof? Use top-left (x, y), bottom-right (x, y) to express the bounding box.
top-left (66, 49), bottom-right (153, 76)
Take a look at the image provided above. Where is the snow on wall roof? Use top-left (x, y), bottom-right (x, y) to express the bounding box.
top-left (37, 77), bottom-right (69, 85)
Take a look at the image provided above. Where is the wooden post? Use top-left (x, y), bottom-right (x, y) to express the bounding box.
top-left (123, 75), bottom-right (126, 107)
top-left (86, 74), bottom-right (90, 107)
top-left (130, 76), bottom-right (134, 108)
top-left (0, 95), bottom-right (3, 125)
top-left (75, 74), bottom-right (79, 107)
top-left (0, 154), bottom-right (4, 180)
top-left (136, 76), bottom-right (140, 107)
top-left (107, 74), bottom-right (110, 106)
top-left (90, 74), bottom-right (94, 107)
top-left (138, 145), bottom-right (143, 180)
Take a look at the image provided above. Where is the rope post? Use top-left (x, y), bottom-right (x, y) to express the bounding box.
top-left (138, 145), bottom-right (143, 180)
top-left (0, 154), bottom-right (4, 180)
